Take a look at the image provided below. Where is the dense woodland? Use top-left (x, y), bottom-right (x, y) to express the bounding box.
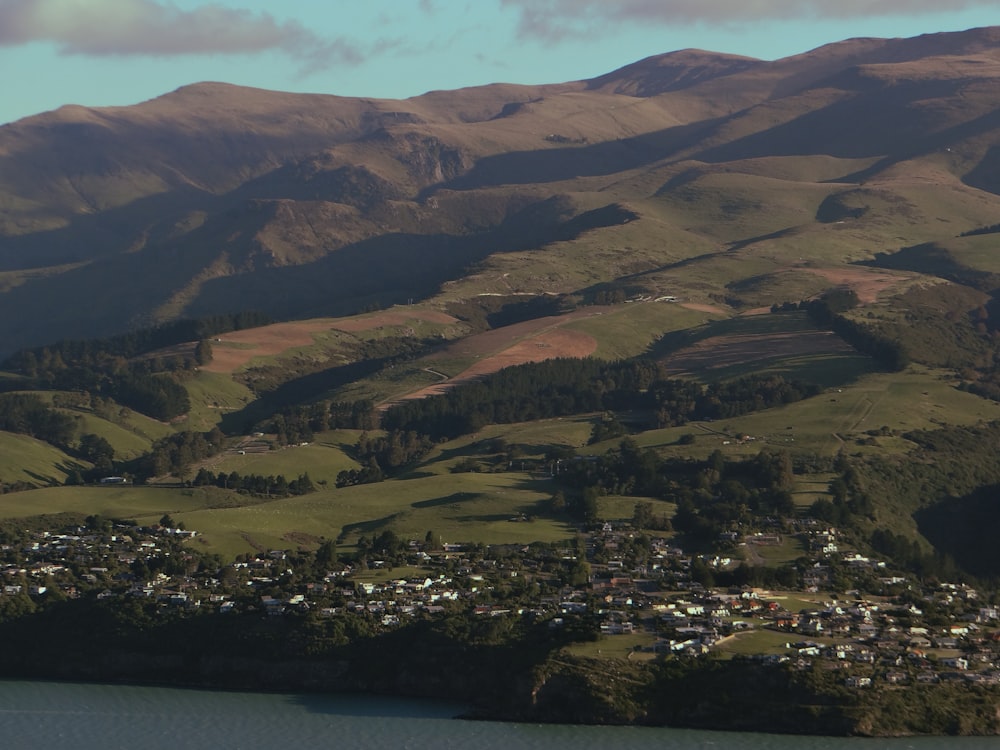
top-left (382, 358), bottom-right (819, 440)
top-left (0, 312), bottom-right (272, 421)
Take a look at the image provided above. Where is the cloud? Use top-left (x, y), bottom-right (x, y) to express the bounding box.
top-left (0, 0), bottom-right (362, 69)
top-left (501, 0), bottom-right (999, 40)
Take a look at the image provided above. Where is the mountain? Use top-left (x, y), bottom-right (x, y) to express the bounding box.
top-left (4, 27), bottom-right (1000, 354)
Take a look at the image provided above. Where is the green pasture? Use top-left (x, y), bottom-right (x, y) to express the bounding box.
top-left (681, 350), bottom-right (877, 389)
top-left (742, 536), bottom-right (807, 565)
top-left (183, 371), bottom-right (255, 431)
top-left (0, 484), bottom-right (237, 525)
top-left (792, 475), bottom-right (836, 508)
top-left (596, 495), bottom-right (676, 526)
top-left (0, 432), bottom-right (82, 486)
top-left (63, 413), bottom-right (156, 461)
top-left (945, 235), bottom-right (1000, 274)
top-left (390, 417), bottom-right (594, 479)
top-left (354, 359), bottom-right (474, 406)
top-left (655, 310), bottom-right (819, 354)
top-left (633, 366), bottom-right (1000, 458)
top-left (437, 216), bottom-right (711, 304)
top-left (199, 431), bottom-right (361, 486)
top-left (563, 302), bottom-right (721, 360)
top-left (771, 594), bottom-right (828, 612)
top-left (652, 172), bottom-right (835, 245)
top-left (169, 470), bottom-right (572, 559)
top-left (562, 632), bottom-right (657, 660)
top-left (441, 417), bottom-right (592, 456)
top-left (715, 627), bottom-right (801, 657)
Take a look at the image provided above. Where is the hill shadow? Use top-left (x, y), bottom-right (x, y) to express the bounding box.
top-left (185, 201), bottom-right (637, 330)
top-left (219, 357), bottom-right (393, 434)
top-left (423, 117), bottom-right (729, 194)
top-left (915, 485), bottom-right (1000, 578)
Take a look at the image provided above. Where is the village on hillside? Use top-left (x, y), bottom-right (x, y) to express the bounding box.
top-left (3, 513), bottom-right (998, 688)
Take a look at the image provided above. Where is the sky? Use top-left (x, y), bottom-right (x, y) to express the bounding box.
top-left (3, 0), bottom-right (1000, 125)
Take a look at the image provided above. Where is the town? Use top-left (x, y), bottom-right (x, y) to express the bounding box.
top-left (4, 510), bottom-right (998, 690)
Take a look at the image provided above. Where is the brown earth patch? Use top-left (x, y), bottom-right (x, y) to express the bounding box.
top-left (663, 330), bottom-right (855, 375)
top-left (436, 306), bottom-right (612, 359)
top-left (799, 267), bottom-right (911, 304)
top-left (201, 320), bottom-right (342, 374)
top-left (381, 310), bottom-right (607, 408)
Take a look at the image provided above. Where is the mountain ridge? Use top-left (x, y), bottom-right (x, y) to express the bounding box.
top-left (2, 27), bottom-right (1000, 354)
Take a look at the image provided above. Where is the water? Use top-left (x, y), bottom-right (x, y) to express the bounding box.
top-left (0, 680), bottom-right (991, 749)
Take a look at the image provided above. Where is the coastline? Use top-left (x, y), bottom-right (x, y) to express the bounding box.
top-left (1, 637), bottom-right (996, 737)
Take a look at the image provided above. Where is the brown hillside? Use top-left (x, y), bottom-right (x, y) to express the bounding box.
top-left (3, 27), bottom-right (1000, 356)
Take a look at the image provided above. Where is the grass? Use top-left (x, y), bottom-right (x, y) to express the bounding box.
top-left (684, 350), bottom-right (877, 388)
top-left (0, 433), bottom-right (81, 486)
top-left (596, 495), bottom-right (675, 525)
top-left (562, 632), bottom-right (657, 660)
top-left (61, 412), bottom-right (159, 461)
top-left (563, 302), bottom-right (721, 360)
top-left (183, 371), bottom-right (256, 432)
top-left (792, 475), bottom-right (836, 508)
top-left (742, 536), bottom-right (807, 565)
top-left (715, 627), bottom-right (802, 657)
top-left (167, 470), bottom-right (573, 559)
top-left (0, 485), bottom-right (239, 524)
top-left (199, 433), bottom-right (360, 486)
top-left (634, 366), bottom-right (1000, 458)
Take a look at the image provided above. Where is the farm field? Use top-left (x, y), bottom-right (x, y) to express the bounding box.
top-left (182, 470), bottom-right (569, 559)
top-left (0, 470), bottom-right (568, 560)
top-left (201, 430), bottom-right (362, 487)
top-left (0, 433), bottom-right (80, 486)
top-left (561, 301), bottom-right (721, 360)
top-left (0, 485), bottom-right (238, 526)
top-left (632, 366), bottom-right (1000, 457)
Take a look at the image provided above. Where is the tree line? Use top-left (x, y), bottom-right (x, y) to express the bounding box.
top-left (0, 311), bottom-right (273, 422)
top-left (265, 399), bottom-right (377, 446)
top-left (555, 438), bottom-right (797, 545)
top-left (773, 291), bottom-right (909, 371)
top-left (0, 394), bottom-right (76, 449)
top-left (3, 310), bottom-right (271, 377)
top-left (190, 468), bottom-right (315, 497)
top-left (133, 428), bottom-right (227, 479)
top-left (336, 429), bottom-right (435, 487)
top-left (382, 358), bottom-right (819, 440)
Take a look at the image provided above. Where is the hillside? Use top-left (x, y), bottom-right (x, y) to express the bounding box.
top-left (2, 28), bottom-right (1000, 354)
top-left (9, 28), bottom-right (1000, 733)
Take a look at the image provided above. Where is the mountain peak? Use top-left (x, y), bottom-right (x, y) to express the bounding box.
top-left (587, 48), bottom-right (763, 96)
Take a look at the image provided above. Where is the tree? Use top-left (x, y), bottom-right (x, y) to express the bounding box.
top-left (633, 501), bottom-right (654, 529)
top-left (315, 539), bottom-right (338, 568)
top-left (550, 490), bottom-right (567, 513)
top-left (194, 339), bottom-right (213, 365)
top-left (581, 486), bottom-right (600, 525)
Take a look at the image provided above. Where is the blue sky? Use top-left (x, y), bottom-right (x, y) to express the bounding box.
top-left (3, 0), bottom-right (1000, 125)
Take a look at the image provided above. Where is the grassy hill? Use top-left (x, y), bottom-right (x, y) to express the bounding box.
top-left (3, 29), bottom-right (1000, 353)
top-left (5, 28), bottom-right (1000, 573)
